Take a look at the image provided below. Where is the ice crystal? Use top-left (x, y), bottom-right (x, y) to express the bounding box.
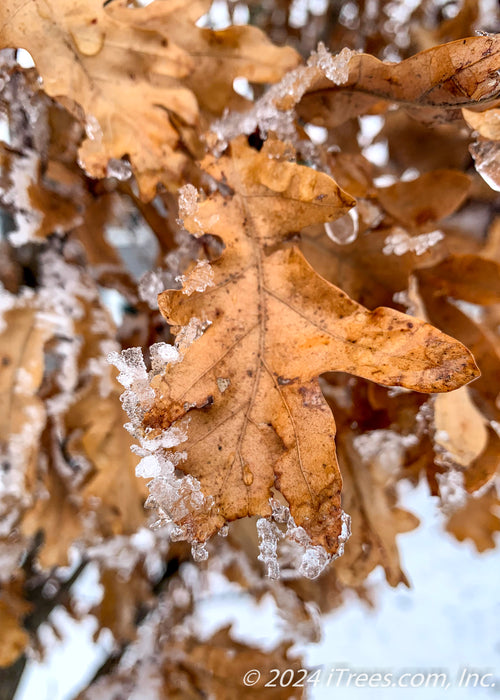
top-left (383, 228), bottom-right (444, 256)
top-left (109, 347), bottom-right (149, 390)
top-left (38, 249), bottom-right (96, 320)
top-left (138, 230), bottom-right (203, 309)
top-left (85, 114), bottom-right (103, 142)
top-left (354, 429), bottom-right (418, 474)
top-left (255, 498), bottom-right (351, 580)
top-left (138, 268), bottom-right (174, 309)
top-left (0, 283), bottom-right (16, 333)
top-left (216, 377), bottom-right (230, 393)
top-left (191, 541), bottom-right (209, 562)
top-left (149, 342), bottom-right (180, 373)
top-left (177, 260), bottom-right (214, 295)
top-left (470, 139), bottom-right (500, 192)
top-left (436, 469), bottom-right (467, 513)
top-left (213, 42), bottom-right (358, 153)
top-left (2, 150), bottom-right (43, 246)
top-left (257, 517), bottom-right (281, 579)
top-left (135, 454), bottom-right (162, 478)
top-left (106, 158), bottom-right (132, 181)
top-left (109, 345), bottom-right (216, 550)
top-left (175, 317), bottom-right (211, 356)
top-left (178, 184), bottom-right (199, 219)
top-left (309, 43), bottom-right (354, 84)
top-left (357, 199), bottom-right (383, 228)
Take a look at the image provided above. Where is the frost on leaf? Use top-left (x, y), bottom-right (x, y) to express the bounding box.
top-left (136, 136), bottom-right (478, 561)
top-left (214, 35), bottom-right (500, 148)
top-left (383, 229), bottom-right (445, 256)
top-left (0, 298), bottom-right (53, 535)
top-left (469, 139), bottom-right (500, 192)
top-left (292, 35), bottom-right (500, 128)
top-left (0, 0), bottom-right (299, 199)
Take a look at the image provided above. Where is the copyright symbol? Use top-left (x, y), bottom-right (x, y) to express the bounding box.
top-left (243, 670), bottom-right (261, 686)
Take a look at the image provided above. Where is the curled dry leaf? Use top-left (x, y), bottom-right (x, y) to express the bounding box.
top-left (274, 35), bottom-right (500, 127)
top-left (434, 386), bottom-right (488, 468)
top-left (143, 136), bottom-right (478, 554)
top-left (0, 0), bottom-right (299, 199)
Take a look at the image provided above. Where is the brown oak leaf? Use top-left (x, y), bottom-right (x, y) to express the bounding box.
top-left (335, 430), bottom-right (419, 587)
top-left (0, 0), bottom-right (299, 199)
top-left (290, 35), bottom-right (500, 127)
top-left (0, 304), bottom-right (53, 527)
top-left (161, 627), bottom-right (305, 700)
top-left (142, 136), bottom-right (479, 554)
top-left (446, 485), bottom-right (500, 552)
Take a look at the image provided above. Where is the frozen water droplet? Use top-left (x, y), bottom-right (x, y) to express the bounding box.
top-left (334, 510), bottom-right (351, 559)
top-left (85, 115), bottom-right (102, 142)
top-left (175, 317), bottom-right (210, 355)
top-left (256, 518), bottom-right (281, 579)
top-left (177, 260), bottom-right (214, 295)
top-left (191, 541), bottom-right (209, 562)
top-left (216, 377), bottom-right (230, 393)
top-left (357, 199), bottom-right (383, 228)
top-left (106, 158), bottom-right (132, 181)
top-left (138, 269), bottom-right (173, 309)
top-left (383, 228), bottom-right (444, 256)
top-left (149, 342), bottom-right (179, 373)
top-left (178, 184), bottom-right (199, 219)
top-left (270, 498), bottom-right (290, 524)
top-left (299, 545), bottom-right (330, 579)
top-left (436, 469), bottom-right (467, 513)
top-left (470, 139), bottom-right (500, 192)
top-left (310, 44), bottom-right (356, 85)
top-left (324, 207), bottom-right (359, 244)
top-left (136, 455), bottom-right (161, 478)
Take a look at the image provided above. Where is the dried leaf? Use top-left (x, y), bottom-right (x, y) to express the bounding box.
top-left (463, 106), bottom-right (500, 140)
top-left (65, 376), bottom-right (146, 537)
top-left (446, 486), bottom-right (500, 551)
top-left (94, 566), bottom-right (152, 644)
top-left (162, 627), bottom-right (304, 700)
top-left (21, 453), bottom-right (85, 568)
top-left (284, 36), bottom-right (500, 127)
top-left (142, 136), bottom-right (478, 553)
top-left (0, 0), bottom-right (299, 198)
top-left (335, 431), bottom-right (419, 587)
top-left (416, 254), bottom-right (500, 305)
top-left (375, 171), bottom-right (470, 228)
top-left (0, 585), bottom-right (30, 667)
top-left (434, 386), bottom-right (488, 468)
top-left (0, 305), bottom-right (52, 528)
